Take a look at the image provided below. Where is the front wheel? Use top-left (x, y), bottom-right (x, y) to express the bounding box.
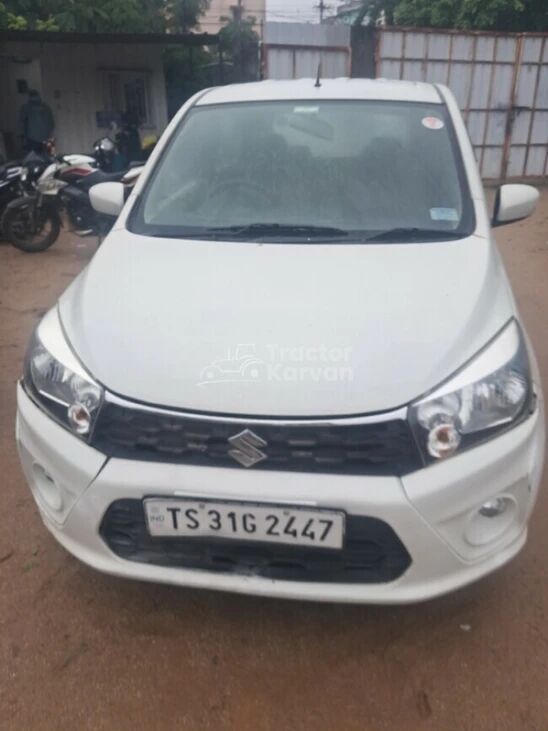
top-left (2, 201), bottom-right (61, 253)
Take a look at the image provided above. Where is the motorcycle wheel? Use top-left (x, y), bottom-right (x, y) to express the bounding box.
top-left (2, 203), bottom-right (60, 253)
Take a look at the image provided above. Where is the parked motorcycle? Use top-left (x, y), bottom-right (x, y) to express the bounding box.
top-left (2, 137), bottom-right (140, 253)
top-left (0, 149), bottom-right (51, 228)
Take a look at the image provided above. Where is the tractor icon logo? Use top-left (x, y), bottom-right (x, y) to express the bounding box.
top-left (198, 344), bottom-right (266, 385)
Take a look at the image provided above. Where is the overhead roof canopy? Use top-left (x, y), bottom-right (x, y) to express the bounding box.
top-left (0, 29), bottom-right (218, 46)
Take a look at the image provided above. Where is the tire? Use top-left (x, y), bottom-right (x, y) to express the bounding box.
top-left (2, 201), bottom-right (61, 253)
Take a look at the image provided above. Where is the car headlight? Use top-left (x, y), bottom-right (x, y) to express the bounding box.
top-left (23, 309), bottom-right (103, 439)
top-left (409, 320), bottom-right (534, 461)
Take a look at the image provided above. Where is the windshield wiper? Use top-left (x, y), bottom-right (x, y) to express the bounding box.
top-left (202, 222), bottom-right (350, 240)
top-left (362, 227), bottom-right (464, 243)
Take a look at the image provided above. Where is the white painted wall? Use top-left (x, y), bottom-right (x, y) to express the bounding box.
top-left (197, 0), bottom-right (265, 34)
top-left (0, 41), bottom-right (168, 155)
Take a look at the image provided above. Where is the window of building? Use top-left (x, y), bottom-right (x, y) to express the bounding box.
top-left (104, 71), bottom-right (152, 126)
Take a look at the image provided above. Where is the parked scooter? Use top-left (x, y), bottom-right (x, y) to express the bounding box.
top-left (2, 136), bottom-right (140, 252)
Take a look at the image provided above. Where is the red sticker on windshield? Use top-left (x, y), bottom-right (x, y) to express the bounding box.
top-left (422, 116), bottom-right (444, 130)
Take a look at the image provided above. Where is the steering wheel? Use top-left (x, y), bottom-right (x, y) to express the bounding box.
top-left (207, 178), bottom-right (272, 209)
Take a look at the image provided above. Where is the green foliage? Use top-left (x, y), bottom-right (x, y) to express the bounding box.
top-left (0, 0), bottom-right (27, 28)
top-left (219, 14), bottom-right (258, 53)
top-left (163, 44), bottom-right (213, 87)
top-left (6, 13), bottom-right (27, 28)
top-left (356, 0), bottom-right (398, 26)
top-left (163, 44), bottom-right (215, 113)
top-left (219, 15), bottom-right (259, 81)
top-left (166, 0), bottom-right (210, 33)
top-left (99, 0), bottom-right (165, 33)
top-left (0, 0), bottom-right (208, 33)
top-left (35, 16), bottom-right (58, 30)
top-left (359, 0), bottom-right (548, 31)
top-left (455, 0), bottom-right (547, 31)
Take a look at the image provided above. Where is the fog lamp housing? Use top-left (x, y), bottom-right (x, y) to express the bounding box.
top-left (465, 495), bottom-right (517, 546)
top-left (479, 497), bottom-right (512, 518)
top-left (32, 462), bottom-right (64, 512)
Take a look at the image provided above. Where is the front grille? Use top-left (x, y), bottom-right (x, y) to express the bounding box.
top-left (91, 399), bottom-right (422, 476)
top-left (100, 499), bottom-right (412, 584)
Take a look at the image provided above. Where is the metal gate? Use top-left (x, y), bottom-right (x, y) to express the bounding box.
top-left (262, 23), bottom-right (351, 80)
top-left (376, 28), bottom-right (548, 181)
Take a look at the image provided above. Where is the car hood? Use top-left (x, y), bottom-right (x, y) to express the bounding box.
top-left (59, 229), bottom-right (514, 417)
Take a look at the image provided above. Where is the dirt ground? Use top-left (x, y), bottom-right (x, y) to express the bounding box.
top-left (1, 192), bottom-right (548, 731)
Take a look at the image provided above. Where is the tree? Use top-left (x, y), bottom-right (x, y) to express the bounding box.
top-left (354, 0), bottom-right (398, 26)
top-left (167, 0), bottom-right (210, 33)
top-left (454, 0), bottom-right (547, 31)
top-left (219, 15), bottom-right (258, 58)
top-left (0, 0), bottom-right (209, 33)
top-left (0, 0), bottom-right (27, 28)
top-left (356, 0), bottom-right (548, 31)
top-left (219, 9), bottom-right (259, 82)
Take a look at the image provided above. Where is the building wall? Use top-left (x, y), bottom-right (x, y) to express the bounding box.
top-left (0, 41), bottom-right (168, 155)
top-left (197, 0), bottom-right (265, 36)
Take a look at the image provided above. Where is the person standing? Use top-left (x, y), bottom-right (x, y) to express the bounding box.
top-left (18, 90), bottom-right (54, 153)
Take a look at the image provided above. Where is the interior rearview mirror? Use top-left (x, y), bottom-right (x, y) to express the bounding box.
top-left (89, 181), bottom-right (125, 217)
top-left (492, 183), bottom-right (539, 227)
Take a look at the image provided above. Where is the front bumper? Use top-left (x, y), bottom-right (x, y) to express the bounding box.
top-left (16, 384), bottom-right (545, 604)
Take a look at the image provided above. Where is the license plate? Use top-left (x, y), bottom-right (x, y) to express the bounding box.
top-left (144, 498), bottom-right (345, 550)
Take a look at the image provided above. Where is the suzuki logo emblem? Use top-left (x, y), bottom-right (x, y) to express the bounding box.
top-left (228, 429), bottom-right (268, 467)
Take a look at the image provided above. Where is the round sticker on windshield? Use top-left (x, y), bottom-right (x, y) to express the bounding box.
top-left (422, 116), bottom-right (444, 130)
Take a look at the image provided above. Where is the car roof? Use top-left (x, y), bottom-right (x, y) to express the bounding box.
top-left (197, 78), bottom-right (442, 106)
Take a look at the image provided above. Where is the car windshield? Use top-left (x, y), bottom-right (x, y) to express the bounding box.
top-left (130, 99), bottom-right (475, 242)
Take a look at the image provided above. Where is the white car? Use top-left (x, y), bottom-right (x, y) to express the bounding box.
top-left (16, 79), bottom-right (544, 603)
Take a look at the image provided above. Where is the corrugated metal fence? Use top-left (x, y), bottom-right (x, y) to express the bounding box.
top-left (262, 23), bottom-right (351, 80)
top-left (262, 23), bottom-right (547, 181)
top-left (376, 28), bottom-right (547, 181)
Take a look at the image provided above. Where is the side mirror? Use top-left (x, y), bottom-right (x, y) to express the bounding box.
top-left (89, 181), bottom-right (125, 217)
top-left (492, 184), bottom-right (539, 227)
